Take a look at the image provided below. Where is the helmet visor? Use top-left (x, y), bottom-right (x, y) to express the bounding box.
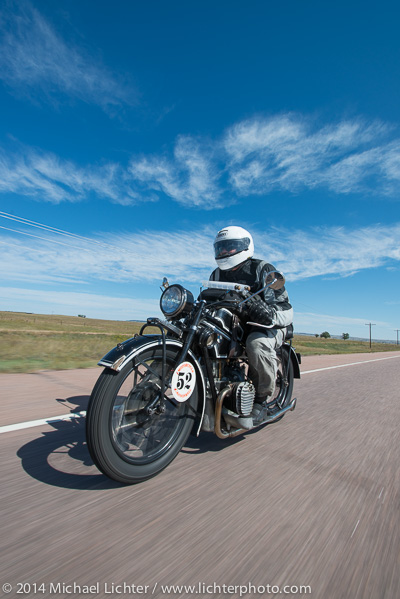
top-left (214, 237), bottom-right (250, 260)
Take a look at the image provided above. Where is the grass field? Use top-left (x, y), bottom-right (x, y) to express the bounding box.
top-left (0, 311), bottom-right (398, 373)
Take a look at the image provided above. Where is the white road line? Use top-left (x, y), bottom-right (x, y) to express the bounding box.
top-left (1, 354), bottom-right (399, 434)
top-left (350, 519), bottom-right (360, 538)
top-left (301, 354), bottom-right (400, 374)
top-left (0, 411), bottom-right (86, 434)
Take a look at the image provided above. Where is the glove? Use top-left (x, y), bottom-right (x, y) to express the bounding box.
top-left (237, 296), bottom-right (276, 325)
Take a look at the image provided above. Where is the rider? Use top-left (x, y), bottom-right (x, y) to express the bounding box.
top-left (211, 225), bottom-right (293, 417)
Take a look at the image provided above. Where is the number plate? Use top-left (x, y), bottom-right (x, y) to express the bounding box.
top-left (171, 362), bottom-right (196, 402)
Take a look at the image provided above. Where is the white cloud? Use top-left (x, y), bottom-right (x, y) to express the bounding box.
top-left (2, 221), bottom-right (400, 334)
top-left (255, 223), bottom-right (400, 281)
top-left (121, 114), bottom-right (400, 205)
top-left (1, 222), bottom-right (400, 289)
top-left (0, 228), bottom-right (216, 286)
top-left (0, 136), bottom-right (222, 207)
top-left (0, 146), bottom-right (144, 205)
top-left (129, 135), bottom-right (223, 208)
top-left (2, 113), bottom-right (400, 206)
top-left (224, 114), bottom-right (397, 196)
top-left (0, 1), bottom-right (134, 111)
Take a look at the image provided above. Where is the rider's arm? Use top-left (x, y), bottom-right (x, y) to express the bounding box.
top-left (258, 263), bottom-right (293, 327)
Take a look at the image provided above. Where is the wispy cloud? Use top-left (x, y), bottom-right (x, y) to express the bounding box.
top-left (0, 146), bottom-right (144, 204)
top-left (0, 228), bottom-right (215, 287)
top-left (0, 1), bottom-right (135, 111)
top-left (255, 224), bottom-right (400, 281)
top-left (2, 220), bottom-right (400, 329)
top-left (1, 114), bottom-right (400, 206)
top-left (1, 221), bottom-right (400, 288)
top-left (129, 136), bottom-right (224, 208)
top-left (125, 113), bottom-right (400, 205)
top-left (224, 114), bottom-right (399, 196)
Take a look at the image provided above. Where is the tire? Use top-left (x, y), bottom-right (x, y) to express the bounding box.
top-left (86, 346), bottom-right (198, 484)
top-left (268, 346), bottom-right (294, 420)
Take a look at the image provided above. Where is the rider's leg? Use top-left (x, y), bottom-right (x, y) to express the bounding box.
top-left (246, 328), bottom-right (285, 403)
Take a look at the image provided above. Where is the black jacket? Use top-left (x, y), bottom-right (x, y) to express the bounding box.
top-left (210, 258), bottom-right (293, 329)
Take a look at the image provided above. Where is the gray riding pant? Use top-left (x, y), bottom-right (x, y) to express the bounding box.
top-left (246, 328), bottom-right (285, 400)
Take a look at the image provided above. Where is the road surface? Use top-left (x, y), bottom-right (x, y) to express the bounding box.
top-left (1, 351), bottom-right (400, 599)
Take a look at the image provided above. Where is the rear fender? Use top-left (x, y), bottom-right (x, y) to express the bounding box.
top-left (98, 335), bottom-right (207, 436)
top-left (281, 342), bottom-right (301, 379)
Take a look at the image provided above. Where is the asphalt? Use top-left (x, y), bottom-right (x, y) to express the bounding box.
top-left (1, 351), bottom-right (400, 599)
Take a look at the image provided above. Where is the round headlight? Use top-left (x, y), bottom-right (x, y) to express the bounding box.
top-left (160, 285), bottom-right (194, 319)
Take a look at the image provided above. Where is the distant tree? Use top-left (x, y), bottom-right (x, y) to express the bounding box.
top-left (315, 334), bottom-right (319, 338)
top-left (320, 331), bottom-right (331, 338)
top-left (342, 333), bottom-right (350, 340)
top-left (78, 314), bottom-right (86, 318)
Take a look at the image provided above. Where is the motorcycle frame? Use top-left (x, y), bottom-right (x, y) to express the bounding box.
top-left (97, 313), bottom-right (300, 440)
top-left (97, 275), bottom-right (300, 438)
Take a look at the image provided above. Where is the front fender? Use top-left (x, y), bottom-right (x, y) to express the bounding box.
top-left (98, 334), bottom-right (161, 370)
top-left (98, 335), bottom-right (206, 436)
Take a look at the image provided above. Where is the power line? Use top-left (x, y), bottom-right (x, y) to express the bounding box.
top-left (0, 211), bottom-right (114, 250)
top-left (0, 210), bottom-right (137, 258)
top-left (0, 211), bottom-right (103, 244)
top-left (0, 225), bottom-right (93, 252)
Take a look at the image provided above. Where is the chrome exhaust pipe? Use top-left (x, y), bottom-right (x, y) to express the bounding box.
top-left (215, 389), bottom-right (297, 439)
top-left (256, 398), bottom-right (297, 425)
top-left (214, 385), bottom-right (249, 439)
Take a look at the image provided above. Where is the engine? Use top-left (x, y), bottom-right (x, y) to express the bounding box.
top-left (223, 381), bottom-right (256, 417)
top-left (211, 360), bottom-right (256, 417)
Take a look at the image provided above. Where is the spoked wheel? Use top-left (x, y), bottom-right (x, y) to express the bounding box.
top-left (266, 347), bottom-right (294, 420)
top-left (86, 347), bottom-right (198, 484)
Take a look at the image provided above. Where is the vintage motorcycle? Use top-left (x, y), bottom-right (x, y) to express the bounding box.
top-left (86, 272), bottom-right (301, 484)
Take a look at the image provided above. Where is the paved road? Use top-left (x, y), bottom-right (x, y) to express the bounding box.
top-left (1, 352), bottom-right (400, 599)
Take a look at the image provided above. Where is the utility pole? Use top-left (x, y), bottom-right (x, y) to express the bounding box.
top-left (365, 323), bottom-right (376, 349)
top-left (395, 329), bottom-right (400, 345)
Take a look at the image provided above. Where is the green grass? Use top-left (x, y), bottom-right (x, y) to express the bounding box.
top-left (292, 335), bottom-right (399, 356)
top-left (0, 312), bottom-right (160, 373)
top-left (0, 312), bottom-right (398, 373)
top-left (0, 311), bottom-right (141, 334)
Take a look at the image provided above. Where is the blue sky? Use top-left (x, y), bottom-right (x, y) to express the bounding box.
top-left (0, 0), bottom-right (399, 341)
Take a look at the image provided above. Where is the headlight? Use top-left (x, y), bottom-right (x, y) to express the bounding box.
top-left (160, 285), bottom-right (195, 319)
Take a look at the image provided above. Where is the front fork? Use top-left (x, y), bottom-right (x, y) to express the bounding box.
top-left (138, 301), bottom-right (207, 415)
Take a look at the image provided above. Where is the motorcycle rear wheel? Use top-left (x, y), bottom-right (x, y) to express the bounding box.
top-left (86, 347), bottom-right (198, 484)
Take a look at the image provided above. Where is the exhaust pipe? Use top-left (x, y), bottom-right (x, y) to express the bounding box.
top-left (215, 385), bottom-right (248, 439)
top-left (215, 386), bottom-right (297, 439)
top-left (255, 397), bottom-right (297, 425)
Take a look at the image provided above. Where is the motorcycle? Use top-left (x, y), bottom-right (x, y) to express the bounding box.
top-left (86, 272), bottom-right (301, 484)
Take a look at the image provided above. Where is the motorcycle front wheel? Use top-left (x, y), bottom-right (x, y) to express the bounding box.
top-left (86, 347), bottom-right (198, 484)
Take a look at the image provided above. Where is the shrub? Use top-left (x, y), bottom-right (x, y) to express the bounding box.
top-left (320, 331), bottom-right (331, 339)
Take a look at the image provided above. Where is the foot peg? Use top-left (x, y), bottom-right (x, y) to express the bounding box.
top-left (253, 397), bottom-right (297, 425)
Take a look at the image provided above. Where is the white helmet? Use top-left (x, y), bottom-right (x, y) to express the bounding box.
top-left (213, 226), bottom-right (254, 270)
